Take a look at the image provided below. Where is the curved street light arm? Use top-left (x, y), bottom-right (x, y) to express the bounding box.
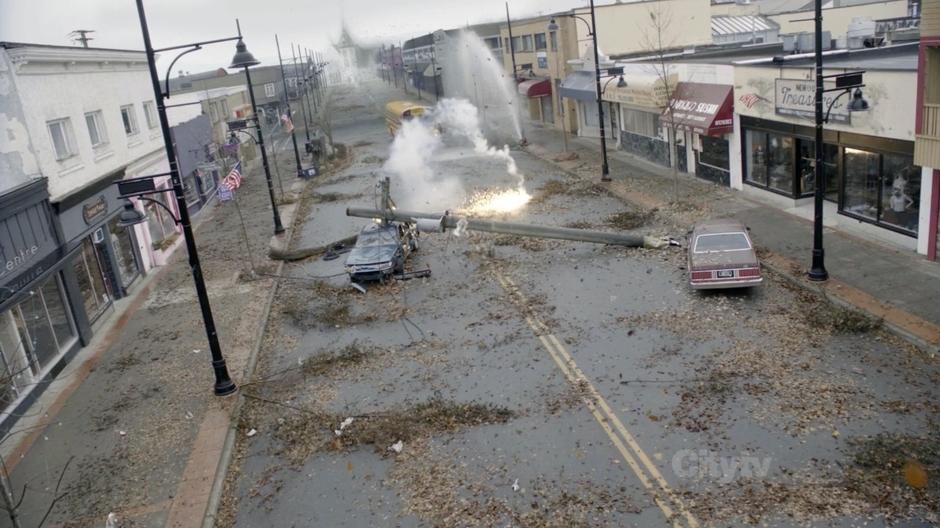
top-left (163, 45), bottom-right (202, 98)
top-left (231, 129), bottom-right (259, 144)
top-left (556, 13), bottom-right (594, 36)
top-left (136, 196), bottom-right (181, 225)
top-left (823, 88), bottom-right (850, 123)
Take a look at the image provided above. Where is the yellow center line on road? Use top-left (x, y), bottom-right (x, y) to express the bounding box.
top-left (490, 268), bottom-right (699, 528)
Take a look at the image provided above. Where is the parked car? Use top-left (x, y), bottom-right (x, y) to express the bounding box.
top-left (345, 221), bottom-right (418, 282)
top-left (687, 219), bottom-right (762, 290)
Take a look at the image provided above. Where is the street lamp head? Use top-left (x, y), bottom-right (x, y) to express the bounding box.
top-left (547, 18), bottom-right (559, 31)
top-left (847, 88), bottom-right (870, 112)
top-left (617, 75), bottom-right (627, 88)
top-left (116, 200), bottom-right (147, 228)
top-left (229, 39), bottom-right (260, 69)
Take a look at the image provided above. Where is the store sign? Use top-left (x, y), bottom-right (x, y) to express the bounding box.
top-left (537, 51), bottom-right (548, 69)
top-left (775, 79), bottom-right (850, 124)
top-left (0, 200), bottom-right (59, 300)
top-left (603, 74), bottom-right (676, 110)
top-left (82, 195), bottom-right (108, 225)
top-left (59, 184), bottom-right (122, 243)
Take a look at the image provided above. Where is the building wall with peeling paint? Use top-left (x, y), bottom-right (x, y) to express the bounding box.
top-left (0, 50), bottom-right (40, 194)
top-left (0, 43), bottom-right (165, 202)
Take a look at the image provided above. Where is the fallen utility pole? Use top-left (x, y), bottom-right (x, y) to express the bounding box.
top-left (346, 207), bottom-right (670, 249)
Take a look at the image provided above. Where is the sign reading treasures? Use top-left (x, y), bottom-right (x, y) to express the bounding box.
top-left (775, 79), bottom-right (850, 124)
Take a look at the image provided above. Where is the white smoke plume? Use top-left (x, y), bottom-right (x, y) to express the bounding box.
top-left (382, 98), bottom-right (530, 214)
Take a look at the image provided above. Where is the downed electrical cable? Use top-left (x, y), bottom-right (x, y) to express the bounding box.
top-left (269, 235), bottom-right (358, 261)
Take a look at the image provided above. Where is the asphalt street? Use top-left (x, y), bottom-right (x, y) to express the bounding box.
top-left (218, 78), bottom-right (940, 528)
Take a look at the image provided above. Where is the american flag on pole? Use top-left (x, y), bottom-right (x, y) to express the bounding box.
top-left (221, 161), bottom-right (242, 191)
top-left (281, 113), bottom-right (294, 133)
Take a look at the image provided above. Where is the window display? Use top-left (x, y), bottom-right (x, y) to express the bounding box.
top-left (881, 154), bottom-right (920, 233)
top-left (842, 149), bottom-right (920, 235)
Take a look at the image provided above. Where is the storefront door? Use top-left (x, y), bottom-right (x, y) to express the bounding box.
top-left (108, 217), bottom-right (141, 289)
top-left (540, 96), bottom-right (554, 124)
top-left (71, 237), bottom-right (113, 323)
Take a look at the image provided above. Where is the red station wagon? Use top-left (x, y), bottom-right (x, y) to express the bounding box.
top-left (687, 219), bottom-right (762, 290)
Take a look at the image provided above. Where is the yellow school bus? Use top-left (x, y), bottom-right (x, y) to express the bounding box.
top-left (384, 101), bottom-right (429, 136)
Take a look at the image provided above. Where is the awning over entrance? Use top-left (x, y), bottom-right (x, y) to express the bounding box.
top-left (517, 78), bottom-right (551, 98)
top-left (662, 82), bottom-right (734, 136)
top-left (559, 71), bottom-right (596, 102)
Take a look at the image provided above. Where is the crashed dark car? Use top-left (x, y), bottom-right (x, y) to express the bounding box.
top-left (344, 222), bottom-right (418, 282)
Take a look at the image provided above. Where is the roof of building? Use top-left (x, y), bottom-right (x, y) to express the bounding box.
top-left (712, 15), bottom-right (779, 36)
top-left (403, 34), bottom-right (435, 50)
top-left (0, 41), bottom-right (143, 54)
top-left (738, 41), bottom-right (919, 70)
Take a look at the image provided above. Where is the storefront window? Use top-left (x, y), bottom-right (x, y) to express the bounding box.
top-left (746, 130), bottom-right (793, 194)
top-left (621, 108), bottom-right (659, 138)
top-left (0, 274), bottom-right (76, 394)
top-left (581, 102), bottom-right (599, 128)
top-left (745, 130), bottom-right (768, 185)
top-left (108, 217), bottom-right (141, 288)
top-left (196, 168), bottom-right (217, 196)
top-left (767, 134), bottom-right (793, 194)
top-left (881, 153), bottom-right (920, 233)
top-left (843, 148), bottom-right (880, 221)
top-left (72, 237), bottom-right (112, 323)
top-left (183, 173), bottom-right (201, 208)
top-left (146, 193), bottom-right (178, 249)
top-left (699, 135), bottom-right (729, 170)
top-left (841, 149), bottom-right (920, 235)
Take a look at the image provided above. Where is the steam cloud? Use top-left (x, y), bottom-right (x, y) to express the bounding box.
top-left (382, 98), bottom-right (528, 212)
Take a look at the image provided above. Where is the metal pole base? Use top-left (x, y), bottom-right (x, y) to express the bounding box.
top-left (808, 249), bottom-right (828, 281)
top-left (601, 163), bottom-right (611, 182)
top-left (213, 359), bottom-right (237, 396)
top-left (274, 226), bottom-right (286, 235)
top-left (214, 380), bottom-right (237, 396)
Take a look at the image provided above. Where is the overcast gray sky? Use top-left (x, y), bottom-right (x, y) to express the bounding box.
top-left (0, 0), bottom-right (584, 73)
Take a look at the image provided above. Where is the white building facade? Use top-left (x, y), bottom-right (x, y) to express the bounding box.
top-left (0, 42), bottom-right (170, 427)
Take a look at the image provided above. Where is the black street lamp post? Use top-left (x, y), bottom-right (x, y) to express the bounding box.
top-left (505, 2), bottom-right (527, 143)
top-left (550, 4), bottom-right (615, 182)
top-left (808, 0), bottom-right (870, 281)
top-left (132, 0), bottom-right (243, 396)
top-left (233, 43), bottom-right (285, 235)
top-left (275, 34), bottom-right (305, 178)
top-left (291, 44), bottom-right (313, 147)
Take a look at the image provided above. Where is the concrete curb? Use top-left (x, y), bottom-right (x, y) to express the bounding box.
top-left (523, 142), bottom-right (940, 358)
top-left (760, 256), bottom-right (940, 357)
top-left (199, 178), bottom-right (312, 528)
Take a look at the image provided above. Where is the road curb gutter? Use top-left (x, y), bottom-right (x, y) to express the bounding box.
top-left (199, 178), bottom-right (315, 528)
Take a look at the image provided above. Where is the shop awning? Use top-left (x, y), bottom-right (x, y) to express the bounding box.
top-left (661, 82), bottom-right (734, 136)
top-left (601, 71), bottom-right (675, 111)
top-left (517, 78), bottom-right (551, 97)
top-left (559, 71), bottom-right (596, 102)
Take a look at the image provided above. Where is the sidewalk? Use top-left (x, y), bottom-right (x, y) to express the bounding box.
top-left (522, 123), bottom-right (940, 352)
top-left (0, 148), bottom-right (306, 527)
